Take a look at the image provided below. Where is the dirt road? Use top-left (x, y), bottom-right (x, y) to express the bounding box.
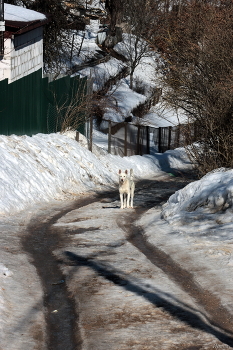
top-left (1, 173), bottom-right (233, 349)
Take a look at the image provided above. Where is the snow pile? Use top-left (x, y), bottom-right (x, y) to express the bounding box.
top-left (0, 132), bottom-right (111, 215)
top-left (0, 132), bottom-right (166, 216)
top-left (162, 168), bottom-right (233, 240)
top-left (104, 80), bottom-right (146, 122)
top-left (150, 147), bottom-right (192, 174)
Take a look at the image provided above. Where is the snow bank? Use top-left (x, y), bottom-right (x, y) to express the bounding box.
top-left (162, 168), bottom-right (233, 240)
top-left (150, 147), bottom-right (192, 174)
top-left (0, 133), bottom-right (111, 215)
top-left (0, 132), bottom-right (164, 216)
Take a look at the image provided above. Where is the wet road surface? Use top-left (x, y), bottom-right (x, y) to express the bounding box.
top-left (20, 174), bottom-right (233, 349)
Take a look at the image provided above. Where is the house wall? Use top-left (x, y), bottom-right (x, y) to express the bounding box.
top-left (0, 27), bottom-right (43, 83)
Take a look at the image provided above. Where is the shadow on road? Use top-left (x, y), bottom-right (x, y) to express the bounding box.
top-left (20, 173), bottom-right (223, 349)
top-left (62, 250), bottom-right (233, 348)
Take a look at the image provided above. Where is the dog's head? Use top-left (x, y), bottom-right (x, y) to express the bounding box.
top-left (119, 169), bottom-right (128, 184)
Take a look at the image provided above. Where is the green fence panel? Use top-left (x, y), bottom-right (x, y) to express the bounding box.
top-left (0, 69), bottom-right (88, 136)
top-left (0, 78), bottom-right (9, 135)
top-left (45, 74), bottom-right (88, 135)
top-left (47, 75), bottom-right (71, 133)
top-left (71, 75), bottom-right (87, 135)
top-left (9, 69), bottom-right (42, 135)
top-left (0, 69), bottom-right (46, 136)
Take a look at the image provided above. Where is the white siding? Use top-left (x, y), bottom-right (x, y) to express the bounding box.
top-left (0, 27), bottom-right (44, 83)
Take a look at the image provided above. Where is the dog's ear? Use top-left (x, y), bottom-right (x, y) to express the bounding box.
top-left (125, 170), bottom-right (128, 174)
top-left (119, 169), bottom-right (121, 174)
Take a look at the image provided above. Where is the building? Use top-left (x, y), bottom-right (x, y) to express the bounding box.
top-left (0, 3), bottom-right (48, 83)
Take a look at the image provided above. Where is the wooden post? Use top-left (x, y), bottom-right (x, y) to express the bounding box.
top-left (86, 76), bottom-right (93, 150)
top-left (146, 126), bottom-right (150, 154)
top-left (176, 124), bottom-right (180, 148)
top-left (108, 120), bottom-right (111, 154)
top-left (75, 131), bottom-right (79, 142)
top-left (89, 116), bottom-right (93, 152)
top-left (168, 126), bottom-right (172, 150)
top-left (137, 125), bottom-right (141, 155)
top-left (158, 127), bottom-right (162, 153)
top-left (124, 123), bottom-right (127, 156)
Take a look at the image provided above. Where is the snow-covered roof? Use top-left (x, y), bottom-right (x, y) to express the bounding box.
top-left (4, 3), bottom-right (46, 23)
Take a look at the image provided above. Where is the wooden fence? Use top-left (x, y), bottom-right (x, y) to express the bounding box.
top-left (87, 118), bottom-right (196, 155)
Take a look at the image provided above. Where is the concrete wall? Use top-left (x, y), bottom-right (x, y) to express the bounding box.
top-left (0, 26), bottom-right (43, 83)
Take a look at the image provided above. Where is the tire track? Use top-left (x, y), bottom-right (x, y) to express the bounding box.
top-left (116, 179), bottom-right (233, 347)
top-left (21, 195), bottom-right (101, 350)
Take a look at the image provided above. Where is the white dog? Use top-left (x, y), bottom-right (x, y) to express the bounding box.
top-left (118, 169), bottom-right (135, 209)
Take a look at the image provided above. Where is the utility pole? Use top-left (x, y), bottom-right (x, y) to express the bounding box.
top-left (0, 0), bottom-right (5, 57)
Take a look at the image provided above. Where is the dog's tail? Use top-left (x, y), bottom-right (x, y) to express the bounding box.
top-left (130, 168), bottom-right (134, 178)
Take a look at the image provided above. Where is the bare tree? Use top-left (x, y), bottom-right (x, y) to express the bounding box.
top-left (153, 0), bottom-right (233, 175)
top-left (119, 0), bottom-right (158, 89)
top-left (53, 87), bottom-right (89, 132)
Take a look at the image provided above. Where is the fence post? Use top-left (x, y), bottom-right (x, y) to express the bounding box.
top-left (146, 126), bottom-right (150, 154)
top-left (75, 131), bottom-right (79, 142)
top-left (175, 124), bottom-right (180, 148)
top-left (124, 123), bottom-right (127, 156)
top-left (89, 116), bottom-right (93, 152)
top-left (168, 126), bottom-right (172, 150)
top-left (137, 125), bottom-right (141, 155)
top-left (158, 127), bottom-right (162, 153)
top-left (108, 120), bottom-right (111, 154)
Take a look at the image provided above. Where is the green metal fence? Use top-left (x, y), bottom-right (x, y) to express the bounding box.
top-left (0, 68), bottom-right (88, 136)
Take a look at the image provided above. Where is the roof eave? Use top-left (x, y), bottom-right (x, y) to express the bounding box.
top-left (4, 17), bottom-right (49, 38)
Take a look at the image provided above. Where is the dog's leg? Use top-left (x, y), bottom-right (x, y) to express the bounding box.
top-left (127, 193), bottom-right (130, 208)
top-left (120, 193), bottom-right (124, 209)
top-left (129, 192), bottom-right (132, 208)
top-left (124, 193), bottom-right (127, 209)
top-left (130, 185), bottom-right (135, 208)
top-left (130, 192), bottom-right (134, 208)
